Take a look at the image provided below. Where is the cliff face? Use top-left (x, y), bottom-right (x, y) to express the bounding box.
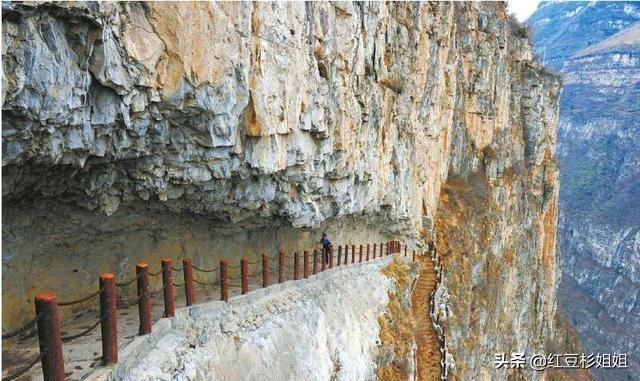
top-left (529, 4), bottom-right (640, 381)
top-left (2, 2), bottom-right (560, 380)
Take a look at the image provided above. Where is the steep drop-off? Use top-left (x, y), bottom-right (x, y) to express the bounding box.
top-left (3, 2), bottom-right (560, 380)
top-left (529, 3), bottom-right (640, 380)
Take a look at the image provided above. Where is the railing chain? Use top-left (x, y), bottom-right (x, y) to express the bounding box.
top-left (191, 265), bottom-right (220, 273)
top-left (58, 289), bottom-right (102, 307)
top-left (115, 272), bottom-right (141, 287)
top-left (117, 293), bottom-right (143, 309)
top-left (193, 277), bottom-right (220, 286)
top-left (1, 353), bottom-right (41, 381)
top-left (2, 316), bottom-right (38, 339)
top-left (61, 318), bottom-right (101, 343)
top-left (149, 283), bottom-right (167, 297)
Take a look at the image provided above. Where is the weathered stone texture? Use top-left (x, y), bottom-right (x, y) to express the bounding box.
top-left (3, 2), bottom-right (556, 227)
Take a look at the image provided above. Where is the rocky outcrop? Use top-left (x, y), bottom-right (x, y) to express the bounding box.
top-left (3, 3), bottom-right (560, 380)
top-left (529, 4), bottom-right (640, 380)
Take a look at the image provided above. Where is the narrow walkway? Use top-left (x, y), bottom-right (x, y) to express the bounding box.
top-left (2, 265), bottom-right (281, 381)
top-left (412, 254), bottom-right (441, 381)
top-left (3, 249), bottom-right (392, 381)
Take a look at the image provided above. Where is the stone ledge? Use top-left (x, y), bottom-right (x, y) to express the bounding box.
top-left (87, 255), bottom-right (400, 381)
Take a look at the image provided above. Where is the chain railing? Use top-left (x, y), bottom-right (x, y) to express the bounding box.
top-left (1, 316), bottom-right (38, 340)
top-left (61, 318), bottom-right (102, 343)
top-left (2, 353), bottom-right (41, 381)
top-left (3, 239), bottom-right (403, 381)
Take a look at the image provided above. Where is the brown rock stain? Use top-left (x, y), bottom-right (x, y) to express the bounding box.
top-left (245, 94), bottom-right (263, 137)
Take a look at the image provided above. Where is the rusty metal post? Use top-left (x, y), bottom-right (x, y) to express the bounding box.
top-left (344, 245), bottom-right (349, 265)
top-left (294, 252), bottom-right (300, 280)
top-left (241, 257), bottom-right (249, 294)
top-left (321, 248), bottom-right (326, 271)
top-left (183, 258), bottom-right (195, 306)
top-left (99, 273), bottom-right (117, 365)
top-left (303, 250), bottom-right (310, 278)
top-left (405, 244), bottom-right (408, 257)
top-left (373, 243), bottom-right (377, 259)
top-left (386, 242), bottom-right (389, 256)
top-left (262, 253), bottom-right (270, 287)
top-left (359, 245), bottom-right (363, 263)
top-left (136, 263), bottom-right (151, 335)
top-left (279, 249), bottom-right (286, 283)
top-left (413, 250), bottom-right (416, 262)
top-left (313, 249), bottom-right (318, 274)
top-left (35, 293), bottom-right (65, 381)
top-left (337, 245), bottom-right (342, 266)
top-left (220, 259), bottom-right (229, 302)
top-left (329, 246), bottom-right (334, 268)
top-left (161, 258), bottom-right (175, 317)
top-left (351, 244), bottom-right (356, 263)
top-left (366, 244), bottom-right (371, 261)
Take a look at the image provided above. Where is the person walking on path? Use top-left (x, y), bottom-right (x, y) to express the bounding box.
top-left (320, 233), bottom-right (332, 264)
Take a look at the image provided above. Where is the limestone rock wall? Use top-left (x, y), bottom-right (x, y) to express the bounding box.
top-left (2, 3), bottom-right (560, 379)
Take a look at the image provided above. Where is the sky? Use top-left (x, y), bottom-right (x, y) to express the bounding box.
top-left (508, 0), bottom-right (542, 22)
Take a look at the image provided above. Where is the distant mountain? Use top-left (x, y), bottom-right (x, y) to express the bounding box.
top-left (576, 22), bottom-right (640, 56)
top-left (528, 2), bottom-right (640, 381)
top-left (528, 1), bottom-right (640, 70)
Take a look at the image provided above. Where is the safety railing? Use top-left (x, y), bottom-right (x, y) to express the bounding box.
top-left (2, 240), bottom-right (403, 381)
